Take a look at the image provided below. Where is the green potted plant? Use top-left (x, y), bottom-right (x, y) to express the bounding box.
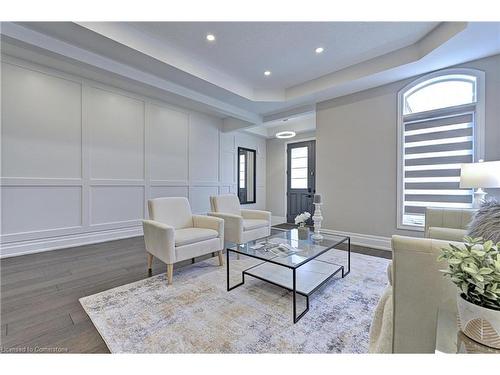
top-left (438, 237), bottom-right (500, 348)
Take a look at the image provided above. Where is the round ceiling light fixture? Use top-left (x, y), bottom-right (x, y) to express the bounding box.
top-left (315, 47), bottom-right (324, 54)
top-left (264, 70), bottom-right (272, 76)
top-left (275, 131), bottom-right (296, 139)
top-left (206, 34), bottom-right (216, 42)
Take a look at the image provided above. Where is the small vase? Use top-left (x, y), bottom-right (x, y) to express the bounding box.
top-left (457, 294), bottom-right (500, 349)
top-left (297, 224), bottom-right (309, 240)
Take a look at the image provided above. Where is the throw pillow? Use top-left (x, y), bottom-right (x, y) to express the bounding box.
top-left (467, 199), bottom-right (500, 244)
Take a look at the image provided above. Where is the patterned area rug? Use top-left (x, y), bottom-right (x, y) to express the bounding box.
top-left (80, 250), bottom-right (390, 353)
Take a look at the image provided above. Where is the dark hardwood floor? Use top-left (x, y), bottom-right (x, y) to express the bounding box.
top-left (1, 228), bottom-right (391, 353)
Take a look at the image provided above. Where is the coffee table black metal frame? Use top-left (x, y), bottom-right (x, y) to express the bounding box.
top-left (226, 233), bottom-right (350, 323)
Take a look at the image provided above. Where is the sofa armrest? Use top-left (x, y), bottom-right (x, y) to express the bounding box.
top-left (240, 209), bottom-right (271, 222)
top-left (192, 215), bottom-right (224, 238)
top-left (142, 220), bottom-right (176, 264)
top-left (427, 227), bottom-right (467, 242)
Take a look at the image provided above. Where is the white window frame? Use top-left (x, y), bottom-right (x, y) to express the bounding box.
top-left (396, 68), bottom-right (485, 231)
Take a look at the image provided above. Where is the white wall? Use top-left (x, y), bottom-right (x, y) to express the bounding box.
top-left (266, 131), bottom-right (316, 223)
top-left (315, 54), bottom-right (500, 249)
top-left (0, 56), bottom-right (266, 257)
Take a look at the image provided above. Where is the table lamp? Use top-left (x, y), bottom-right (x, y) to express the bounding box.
top-left (460, 160), bottom-right (500, 208)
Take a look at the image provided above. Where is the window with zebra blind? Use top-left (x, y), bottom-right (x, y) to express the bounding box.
top-left (397, 69), bottom-right (485, 229)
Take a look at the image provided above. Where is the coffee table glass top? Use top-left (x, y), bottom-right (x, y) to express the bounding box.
top-left (227, 228), bottom-right (348, 268)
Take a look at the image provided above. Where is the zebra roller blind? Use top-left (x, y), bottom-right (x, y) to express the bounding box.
top-left (402, 109), bottom-right (475, 226)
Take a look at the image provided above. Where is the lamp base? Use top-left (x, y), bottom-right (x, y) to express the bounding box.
top-left (472, 188), bottom-right (487, 208)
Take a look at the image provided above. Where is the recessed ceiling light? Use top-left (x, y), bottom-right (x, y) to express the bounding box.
top-left (206, 34), bottom-right (216, 42)
top-left (264, 70), bottom-right (271, 76)
top-left (276, 131), bottom-right (296, 139)
top-left (315, 47), bottom-right (324, 54)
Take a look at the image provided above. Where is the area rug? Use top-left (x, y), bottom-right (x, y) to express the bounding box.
top-left (80, 250), bottom-right (390, 353)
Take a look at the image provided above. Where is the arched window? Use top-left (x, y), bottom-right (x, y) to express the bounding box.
top-left (397, 69), bottom-right (485, 229)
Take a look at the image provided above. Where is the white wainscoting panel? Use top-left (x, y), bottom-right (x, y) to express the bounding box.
top-left (189, 186), bottom-right (219, 214)
top-left (90, 186), bottom-right (144, 226)
top-left (1, 63), bottom-right (82, 178)
top-left (0, 57), bottom-right (267, 257)
top-left (189, 113), bottom-right (220, 183)
top-left (219, 185), bottom-right (231, 194)
top-left (87, 87), bottom-right (145, 180)
top-left (150, 186), bottom-right (189, 200)
top-left (148, 103), bottom-right (189, 181)
top-left (1, 186), bottom-right (82, 235)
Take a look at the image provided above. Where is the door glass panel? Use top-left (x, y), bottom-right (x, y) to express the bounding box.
top-left (291, 168), bottom-right (307, 179)
top-left (291, 146), bottom-right (308, 189)
top-left (291, 147), bottom-right (308, 158)
top-left (291, 178), bottom-right (307, 189)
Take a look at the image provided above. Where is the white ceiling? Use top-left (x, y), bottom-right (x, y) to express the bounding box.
top-left (2, 21), bottom-right (500, 132)
top-left (128, 22), bottom-right (438, 90)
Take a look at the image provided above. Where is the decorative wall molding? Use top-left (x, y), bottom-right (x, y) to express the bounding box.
top-left (1, 56), bottom-right (267, 257)
top-left (321, 228), bottom-right (392, 252)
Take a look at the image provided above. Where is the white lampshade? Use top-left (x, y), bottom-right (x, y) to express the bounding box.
top-left (460, 161), bottom-right (500, 188)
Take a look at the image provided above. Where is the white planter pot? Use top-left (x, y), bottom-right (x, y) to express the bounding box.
top-left (457, 294), bottom-right (500, 349)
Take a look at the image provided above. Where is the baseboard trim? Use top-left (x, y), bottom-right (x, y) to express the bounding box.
top-left (0, 226), bottom-right (143, 258)
top-left (0, 225), bottom-right (392, 258)
top-left (271, 216), bottom-right (286, 225)
top-left (321, 228), bottom-right (392, 252)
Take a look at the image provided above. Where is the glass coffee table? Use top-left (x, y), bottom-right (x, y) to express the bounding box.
top-left (226, 228), bottom-right (350, 323)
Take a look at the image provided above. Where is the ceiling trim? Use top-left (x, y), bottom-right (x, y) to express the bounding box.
top-left (0, 22), bottom-right (262, 125)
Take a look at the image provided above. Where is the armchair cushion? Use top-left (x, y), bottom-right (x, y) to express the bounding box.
top-left (148, 197), bottom-right (193, 229)
top-left (174, 228), bottom-right (218, 247)
top-left (210, 194), bottom-right (241, 215)
top-left (243, 219), bottom-right (269, 231)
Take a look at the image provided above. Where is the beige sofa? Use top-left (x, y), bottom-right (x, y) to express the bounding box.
top-left (142, 197), bottom-right (224, 284)
top-left (424, 207), bottom-right (476, 242)
top-left (208, 194), bottom-right (271, 245)
top-left (369, 208), bottom-right (476, 353)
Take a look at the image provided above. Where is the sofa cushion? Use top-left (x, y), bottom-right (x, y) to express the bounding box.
top-left (174, 228), bottom-right (218, 247)
top-left (467, 200), bottom-right (500, 243)
top-left (243, 219), bottom-right (268, 231)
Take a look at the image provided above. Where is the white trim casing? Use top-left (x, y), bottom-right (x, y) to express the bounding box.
top-left (321, 228), bottom-right (391, 252)
top-left (0, 226), bottom-right (143, 258)
top-left (396, 68), bottom-right (485, 232)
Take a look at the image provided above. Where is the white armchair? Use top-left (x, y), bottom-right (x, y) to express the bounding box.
top-left (207, 194), bottom-right (271, 246)
top-left (142, 197), bottom-right (224, 285)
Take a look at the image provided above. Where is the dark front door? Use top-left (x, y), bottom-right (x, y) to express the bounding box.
top-left (286, 140), bottom-right (316, 224)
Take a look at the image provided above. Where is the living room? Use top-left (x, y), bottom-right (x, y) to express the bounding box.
top-left (1, 1), bottom-right (500, 372)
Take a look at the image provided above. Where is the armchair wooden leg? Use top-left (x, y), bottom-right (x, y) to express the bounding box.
top-left (147, 253), bottom-right (153, 271)
top-left (167, 264), bottom-right (174, 285)
top-left (218, 250), bottom-right (224, 266)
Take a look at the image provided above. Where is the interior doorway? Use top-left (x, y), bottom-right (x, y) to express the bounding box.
top-left (286, 140), bottom-right (316, 224)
